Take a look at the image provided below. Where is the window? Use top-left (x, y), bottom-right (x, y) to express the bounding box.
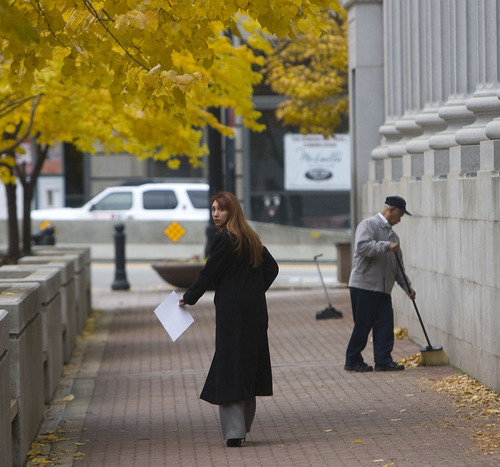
top-left (187, 190), bottom-right (209, 209)
top-left (91, 192), bottom-right (133, 211)
top-left (143, 190), bottom-right (178, 210)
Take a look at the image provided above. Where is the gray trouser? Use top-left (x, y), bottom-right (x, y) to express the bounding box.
top-left (219, 398), bottom-right (256, 440)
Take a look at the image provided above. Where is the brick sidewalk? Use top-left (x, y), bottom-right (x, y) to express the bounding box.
top-left (34, 286), bottom-right (498, 466)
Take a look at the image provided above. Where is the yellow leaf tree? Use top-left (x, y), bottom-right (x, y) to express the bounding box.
top-left (0, 39), bottom-right (263, 258)
top-left (262, 3), bottom-right (348, 137)
top-left (1, 0), bottom-right (336, 145)
top-left (0, 0), bottom-right (336, 261)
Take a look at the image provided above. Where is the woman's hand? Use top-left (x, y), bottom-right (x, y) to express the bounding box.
top-left (178, 298), bottom-right (185, 307)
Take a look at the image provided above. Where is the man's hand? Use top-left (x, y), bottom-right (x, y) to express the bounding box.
top-left (389, 242), bottom-right (400, 254)
top-left (178, 298), bottom-right (185, 307)
top-left (408, 288), bottom-right (416, 300)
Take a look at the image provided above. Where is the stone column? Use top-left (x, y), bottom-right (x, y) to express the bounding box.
top-left (454, 0), bottom-right (500, 173)
top-left (483, 57), bottom-right (500, 173)
top-left (483, 88), bottom-right (500, 171)
top-left (405, 0), bottom-right (448, 179)
top-left (428, 0), bottom-right (476, 176)
top-left (485, 88), bottom-right (500, 142)
top-left (370, 0), bottom-right (404, 182)
top-left (341, 0), bottom-right (384, 227)
top-left (386, 0), bottom-right (423, 180)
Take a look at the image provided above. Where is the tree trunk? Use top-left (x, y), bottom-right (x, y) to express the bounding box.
top-left (22, 182), bottom-right (33, 255)
top-left (19, 143), bottom-right (49, 255)
top-left (5, 182), bottom-right (20, 263)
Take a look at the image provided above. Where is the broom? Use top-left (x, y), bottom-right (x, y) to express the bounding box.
top-left (394, 253), bottom-right (449, 366)
top-left (314, 254), bottom-right (343, 319)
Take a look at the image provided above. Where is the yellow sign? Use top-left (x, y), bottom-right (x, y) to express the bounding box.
top-left (39, 220), bottom-right (51, 230)
top-left (164, 222), bottom-right (186, 243)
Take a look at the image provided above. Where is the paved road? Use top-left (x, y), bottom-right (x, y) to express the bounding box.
top-left (92, 261), bottom-right (339, 291)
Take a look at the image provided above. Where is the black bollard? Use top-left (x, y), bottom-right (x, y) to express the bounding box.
top-left (44, 225), bottom-right (56, 245)
top-left (111, 223), bottom-right (130, 291)
top-left (32, 225), bottom-right (56, 245)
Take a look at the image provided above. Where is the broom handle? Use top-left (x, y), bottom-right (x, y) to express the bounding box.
top-left (394, 252), bottom-right (434, 349)
top-left (314, 254), bottom-right (332, 307)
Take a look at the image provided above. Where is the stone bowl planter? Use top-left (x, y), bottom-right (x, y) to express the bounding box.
top-left (151, 262), bottom-right (205, 289)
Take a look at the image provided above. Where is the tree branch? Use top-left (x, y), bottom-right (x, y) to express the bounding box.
top-left (0, 93), bottom-right (37, 119)
top-left (83, 0), bottom-right (150, 71)
top-left (0, 94), bottom-right (43, 155)
top-left (31, 0), bottom-right (67, 47)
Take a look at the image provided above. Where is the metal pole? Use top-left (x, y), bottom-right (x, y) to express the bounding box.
top-left (205, 107), bottom-right (224, 257)
top-left (111, 223), bottom-right (130, 291)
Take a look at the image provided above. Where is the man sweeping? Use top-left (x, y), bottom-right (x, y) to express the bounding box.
top-left (344, 196), bottom-right (416, 372)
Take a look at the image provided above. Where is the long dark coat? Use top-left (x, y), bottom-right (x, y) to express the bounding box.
top-left (183, 230), bottom-right (279, 405)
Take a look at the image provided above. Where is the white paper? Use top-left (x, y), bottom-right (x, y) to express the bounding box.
top-left (153, 291), bottom-right (194, 342)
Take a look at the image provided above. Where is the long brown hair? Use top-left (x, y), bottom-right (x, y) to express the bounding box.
top-left (211, 191), bottom-right (263, 268)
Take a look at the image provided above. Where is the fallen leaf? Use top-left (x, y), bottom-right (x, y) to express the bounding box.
top-left (353, 439), bottom-right (362, 443)
top-left (394, 326), bottom-right (408, 340)
top-left (323, 428), bottom-right (333, 432)
top-left (52, 394), bottom-right (75, 405)
top-left (28, 457), bottom-right (51, 464)
top-left (390, 418), bottom-right (401, 422)
top-left (431, 374), bottom-right (500, 455)
top-left (397, 353), bottom-right (421, 367)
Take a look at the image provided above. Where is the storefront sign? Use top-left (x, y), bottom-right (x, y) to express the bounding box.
top-left (284, 133), bottom-right (350, 191)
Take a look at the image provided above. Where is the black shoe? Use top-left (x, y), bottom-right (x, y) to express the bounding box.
top-left (226, 438), bottom-right (243, 447)
top-left (344, 362), bottom-right (373, 372)
top-left (375, 361), bottom-right (405, 371)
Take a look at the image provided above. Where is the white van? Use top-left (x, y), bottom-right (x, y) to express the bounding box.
top-left (31, 181), bottom-right (210, 221)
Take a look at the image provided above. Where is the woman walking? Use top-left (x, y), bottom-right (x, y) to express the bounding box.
top-left (179, 191), bottom-right (279, 447)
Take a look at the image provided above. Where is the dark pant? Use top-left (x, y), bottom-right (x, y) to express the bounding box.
top-left (345, 287), bottom-right (395, 366)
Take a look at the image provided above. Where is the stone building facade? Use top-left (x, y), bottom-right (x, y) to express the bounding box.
top-left (342, 0), bottom-right (500, 391)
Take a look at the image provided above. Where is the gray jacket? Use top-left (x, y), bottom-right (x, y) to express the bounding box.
top-left (348, 213), bottom-right (411, 294)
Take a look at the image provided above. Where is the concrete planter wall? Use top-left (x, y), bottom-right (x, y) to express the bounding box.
top-left (21, 254), bottom-right (85, 334)
top-left (0, 246), bottom-right (90, 466)
top-left (1, 282), bottom-right (43, 467)
top-left (0, 266), bottom-right (63, 404)
top-left (0, 309), bottom-right (12, 467)
top-left (33, 247), bottom-right (92, 319)
top-left (18, 256), bottom-right (77, 363)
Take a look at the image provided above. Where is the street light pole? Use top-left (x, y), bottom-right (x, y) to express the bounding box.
top-left (205, 107), bottom-right (224, 257)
